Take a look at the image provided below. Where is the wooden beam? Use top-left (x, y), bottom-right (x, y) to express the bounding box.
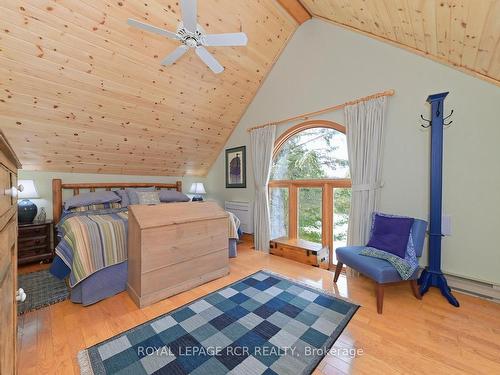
top-left (276, 0), bottom-right (311, 25)
top-left (52, 178), bottom-right (62, 225)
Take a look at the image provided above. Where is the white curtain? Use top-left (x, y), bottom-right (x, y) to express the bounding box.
top-left (250, 125), bottom-right (276, 252)
top-left (345, 96), bottom-right (387, 245)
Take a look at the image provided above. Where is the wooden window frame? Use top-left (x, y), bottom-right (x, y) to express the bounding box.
top-left (269, 120), bottom-right (351, 268)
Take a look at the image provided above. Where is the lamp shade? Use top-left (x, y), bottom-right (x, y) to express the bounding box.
top-left (189, 182), bottom-right (206, 195)
top-left (18, 180), bottom-right (40, 199)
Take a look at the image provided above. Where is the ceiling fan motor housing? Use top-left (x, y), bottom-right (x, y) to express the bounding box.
top-left (177, 23), bottom-right (205, 48)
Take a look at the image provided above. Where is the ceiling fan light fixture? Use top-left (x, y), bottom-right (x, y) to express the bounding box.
top-left (127, 0), bottom-right (247, 74)
top-left (185, 37), bottom-right (198, 48)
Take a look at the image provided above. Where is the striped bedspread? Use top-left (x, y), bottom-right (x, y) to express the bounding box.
top-left (57, 207), bottom-right (240, 287)
top-left (56, 208), bottom-right (129, 287)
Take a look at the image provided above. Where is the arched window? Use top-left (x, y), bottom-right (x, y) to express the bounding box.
top-left (269, 120), bottom-right (351, 266)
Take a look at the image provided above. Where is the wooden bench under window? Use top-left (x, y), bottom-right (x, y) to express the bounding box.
top-left (270, 237), bottom-right (329, 269)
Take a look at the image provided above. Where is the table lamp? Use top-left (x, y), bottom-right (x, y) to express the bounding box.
top-left (18, 179), bottom-right (39, 224)
top-left (189, 182), bottom-right (206, 202)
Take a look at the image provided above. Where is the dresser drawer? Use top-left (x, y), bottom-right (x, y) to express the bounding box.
top-left (19, 245), bottom-right (50, 256)
top-left (19, 235), bottom-right (49, 250)
top-left (17, 251), bottom-right (52, 266)
top-left (18, 224), bottom-right (49, 238)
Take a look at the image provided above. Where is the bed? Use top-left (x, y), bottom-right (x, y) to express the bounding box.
top-left (49, 179), bottom-right (239, 306)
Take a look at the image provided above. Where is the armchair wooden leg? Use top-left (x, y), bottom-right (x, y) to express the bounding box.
top-left (376, 283), bottom-right (384, 314)
top-left (333, 262), bottom-right (343, 283)
top-left (410, 280), bottom-right (422, 300)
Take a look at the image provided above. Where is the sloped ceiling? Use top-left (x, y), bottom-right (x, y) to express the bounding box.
top-left (301, 0), bottom-right (500, 86)
top-left (0, 0), bottom-right (297, 176)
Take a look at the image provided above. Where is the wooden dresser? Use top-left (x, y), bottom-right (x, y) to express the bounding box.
top-left (18, 221), bottom-right (53, 265)
top-left (0, 131), bottom-right (21, 375)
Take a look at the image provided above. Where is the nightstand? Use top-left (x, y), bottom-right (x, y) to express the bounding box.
top-left (18, 220), bottom-right (54, 265)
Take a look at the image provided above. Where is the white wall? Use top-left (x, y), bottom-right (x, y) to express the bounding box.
top-left (206, 19), bottom-right (500, 285)
top-left (18, 170), bottom-right (206, 220)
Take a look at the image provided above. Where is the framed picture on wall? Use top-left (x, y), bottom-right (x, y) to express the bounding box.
top-left (225, 146), bottom-right (246, 188)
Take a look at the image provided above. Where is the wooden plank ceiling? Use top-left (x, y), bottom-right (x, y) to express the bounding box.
top-left (301, 0), bottom-right (500, 86)
top-left (0, 0), bottom-right (297, 176)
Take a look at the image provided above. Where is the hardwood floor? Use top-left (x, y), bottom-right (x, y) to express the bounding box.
top-left (17, 240), bottom-right (500, 374)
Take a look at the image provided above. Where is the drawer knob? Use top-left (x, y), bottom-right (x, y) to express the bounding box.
top-left (3, 184), bottom-right (23, 197)
top-left (16, 288), bottom-right (27, 302)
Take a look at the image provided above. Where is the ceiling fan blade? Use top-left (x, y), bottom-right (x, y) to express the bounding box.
top-left (161, 45), bottom-right (189, 65)
top-left (195, 46), bottom-right (223, 74)
top-left (180, 0), bottom-right (198, 33)
top-left (204, 33), bottom-right (248, 47)
top-left (127, 19), bottom-right (179, 40)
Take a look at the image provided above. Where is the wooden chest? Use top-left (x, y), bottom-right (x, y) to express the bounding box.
top-left (127, 202), bottom-right (229, 308)
top-left (270, 237), bottom-right (329, 269)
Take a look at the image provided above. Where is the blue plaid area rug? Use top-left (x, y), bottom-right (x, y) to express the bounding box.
top-left (78, 270), bottom-right (359, 375)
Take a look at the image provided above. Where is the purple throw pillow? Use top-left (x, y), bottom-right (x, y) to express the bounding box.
top-left (64, 191), bottom-right (121, 210)
top-left (366, 214), bottom-right (414, 258)
top-left (115, 190), bottom-right (130, 208)
top-left (158, 190), bottom-right (190, 203)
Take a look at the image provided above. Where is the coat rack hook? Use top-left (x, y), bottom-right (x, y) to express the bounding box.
top-left (444, 109), bottom-right (454, 121)
top-left (444, 120), bottom-right (453, 127)
top-left (420, 114), bottom-right (432, 128)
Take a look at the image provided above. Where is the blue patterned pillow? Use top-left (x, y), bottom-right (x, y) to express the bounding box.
top-left (126, 187), bottom-right (155, 205)
top-left (137, 191), bottom-right (161, 205)
top-left (69, 202), bottom-right (122, 212)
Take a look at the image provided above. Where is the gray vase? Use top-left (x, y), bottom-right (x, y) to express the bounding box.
top-left (36, 207), bottom-right (47, 223)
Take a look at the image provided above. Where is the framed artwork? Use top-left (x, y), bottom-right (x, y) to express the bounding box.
top-left (225, 146), bottom-right (246, 188)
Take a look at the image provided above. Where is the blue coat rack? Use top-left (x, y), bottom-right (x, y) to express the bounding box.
top-left (417, 92), bottom-right (459, 307)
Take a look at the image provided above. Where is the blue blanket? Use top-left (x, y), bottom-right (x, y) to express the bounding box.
top-left (360, 233), bottom-right (418, 280)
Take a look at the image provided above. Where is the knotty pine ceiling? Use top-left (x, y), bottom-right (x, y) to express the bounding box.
top-left (0, 0), bottom-right (297, 176)
top-left (301, 0), bottom-right (500, 86)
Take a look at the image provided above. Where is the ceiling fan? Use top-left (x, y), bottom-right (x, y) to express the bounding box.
top-left (127, 0), bottom-right (248, 74)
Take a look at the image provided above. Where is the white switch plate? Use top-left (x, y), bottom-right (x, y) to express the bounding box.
top-left (442, 214), bottom-right (452, 236)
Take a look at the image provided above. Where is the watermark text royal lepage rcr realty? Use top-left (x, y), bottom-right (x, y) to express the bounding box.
top-left (137, 345), bottom-right (364, 358)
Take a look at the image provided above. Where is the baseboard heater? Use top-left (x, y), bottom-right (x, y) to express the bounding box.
top-left (225, 201), bottom-right (253, 234)
top-left (444, 273), bottom-right (500, 303)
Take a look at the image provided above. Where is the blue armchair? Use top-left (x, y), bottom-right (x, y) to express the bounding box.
top-left (333, 218), bottom-right (427, 314)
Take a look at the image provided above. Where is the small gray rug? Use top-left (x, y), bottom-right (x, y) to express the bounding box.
top-left (17, 269), bottom-right (69, 315)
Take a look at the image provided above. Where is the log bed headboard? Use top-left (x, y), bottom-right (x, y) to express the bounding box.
top-left (52, 179), bottom-right (182, 224)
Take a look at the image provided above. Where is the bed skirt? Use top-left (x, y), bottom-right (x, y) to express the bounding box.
top-left (70, 262), bottom-right (127, 306)
top-left (51, 238), bottom-right (238, 305)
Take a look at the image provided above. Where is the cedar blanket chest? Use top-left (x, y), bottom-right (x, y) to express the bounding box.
top-left (127, 202), bottom-right (229, 308)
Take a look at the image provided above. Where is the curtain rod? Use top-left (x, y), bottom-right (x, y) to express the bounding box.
top-left (247, 89), bottom-right (395, 133)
